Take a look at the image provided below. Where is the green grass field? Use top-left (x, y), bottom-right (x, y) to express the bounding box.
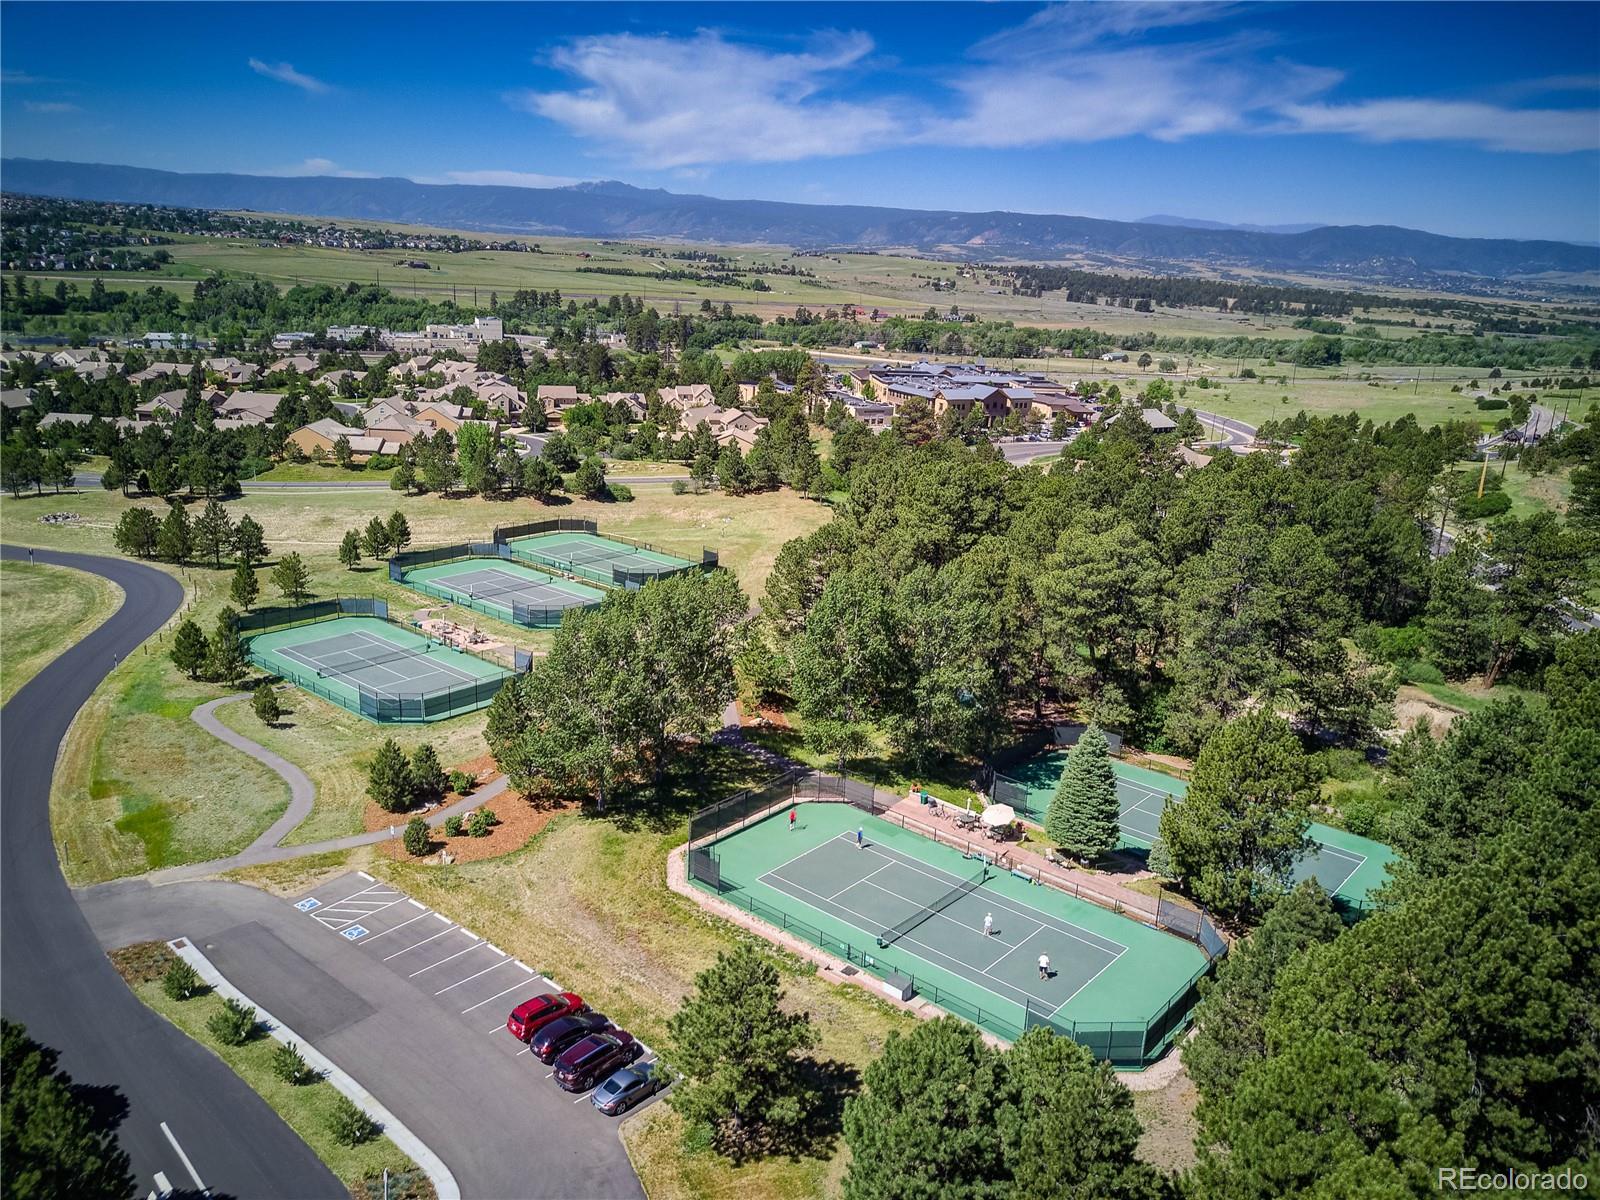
top-left (4, 481), bottom-right (829, 880)
top-left (0, 559), bottom-right (122, 703)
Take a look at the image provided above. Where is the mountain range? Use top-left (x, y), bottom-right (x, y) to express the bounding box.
top-left (5, 158), bottom-right (1596, 284)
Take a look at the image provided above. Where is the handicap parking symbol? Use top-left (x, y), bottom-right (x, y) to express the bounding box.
top-left (294, 898), bottom-right (322, 912)
top-left (341, 926), bottom-right (369, 941)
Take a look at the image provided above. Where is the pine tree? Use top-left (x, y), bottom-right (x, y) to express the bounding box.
top-left (157, 503), bottom-right (192, 564)
top-left (252, 681), bottom-right (281, 727)
top-left (385, 510), bottom-right (411, 552)
top-left (361, 517), bottom-right (391, 560)
top-left (367, 738), bottom-right (415, 813)
top-left (230, 559), bottom-right (259, 611)
top-left (207, 607), bottom-right (248, 685)
top-left (1145, 837), bottom-right (1174, 879)
top-left (192, 499), bottom-right (235, 567)
top-left (270, 552), bottom-right (311, 604)
top-left (667, 944), bottom-right (817, 1155)
top-left (170, 618), bottom-right (209, 679)
top-left (1044, 725), bottom-right (1121, 861)
top-left (233, 514), bottom-right (269, 566)
top-left (408, 743), bottom-right (447, 806)
top-left (338, 530), bottom-right (362, 570)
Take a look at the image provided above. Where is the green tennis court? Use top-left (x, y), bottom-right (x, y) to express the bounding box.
top-left (402, 558), bottom-right (604, 627)
top-left (697, 801), bottom-right (1209, 1063)
top-left (506, 531), bottom-right (693, 581)
top-left (246, 616), bottom-right (508, 722)
top-left (992, 751), bottom-right (1396, 908)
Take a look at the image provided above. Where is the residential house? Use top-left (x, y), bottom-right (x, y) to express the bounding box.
top-left (836, 392), bottom-right (892, 430)
top-left (679, 403), bottom-right (770, 449)
top-left (598, 391), bottom-right (648, 420)
top-left (286, 418), bottom-right (401, 463)
top-left (537, 385), bottom-right (583, 416)
top-left (0, 388), bottom-right (35, 411)
top-left (127, 362), bottom-right (195, 385)
top-left (214, 391), bottom-right (282, 425)
top-left (271, 333), bottom-right (314, 351)
top-left (203, 357), bottom-right (259, 386)
top-left (267, 354), bottom-right (319, 375)
top-left (658, 383), bottom-right (716, 411)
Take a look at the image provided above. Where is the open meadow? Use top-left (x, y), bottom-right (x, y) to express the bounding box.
top-left (1, 480), bottom-right (829, 882)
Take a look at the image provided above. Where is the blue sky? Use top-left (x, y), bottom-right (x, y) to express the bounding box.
top-left (3, 1), bottom-right (1597, 242)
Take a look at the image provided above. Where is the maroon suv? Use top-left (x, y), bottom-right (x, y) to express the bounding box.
top-left (529, 1011), bottom-right (614, 1065)
top-left (553, 1030), bottom-right (639, 1092)
top-left (505, 992), bottom-right (584, 1042)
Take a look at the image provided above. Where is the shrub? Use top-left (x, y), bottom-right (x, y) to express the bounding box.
top-left (1356, 622), bottom-right (1429, 665)
top-left (403, 817), bottom-right (430, 856)
top-left (606, 482), bottom-right (634, 503)
top-left (1397, 659), bottom-right (1446, 685)
top-left (1455, 490), bottom-right (1512, 520)
top-left (162, 959), bottom-right (202, 1001)
top-left (206, 997), bottom-right (258, 1046)
top-left (443, 815), bottom-right (463, 837)
top-left (271, 1041), bottom-right (315, 1085)
top-left (448, 770), bottom-right (474, 795)
top-left (1474, 396), bottom-right (1508, 410)
top-left (671, 479), bottom-right (688, 496)
top-left (327, 1094), bottom-right (380, 1146)
top-left (467, 808), bottom-right (496, 838)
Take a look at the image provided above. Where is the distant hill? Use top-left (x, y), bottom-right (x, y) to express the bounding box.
top-left (1138, 214), bottom-right (1327, 236)
top-left (4, 158), bottom-right (1595, 283)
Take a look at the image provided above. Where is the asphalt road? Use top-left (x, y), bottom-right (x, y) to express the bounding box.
top-left (0, 545), bottom-right (341, 1200)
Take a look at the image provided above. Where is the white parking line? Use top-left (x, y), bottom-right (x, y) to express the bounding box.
top-left (358, 870), bottom-right (374, 881)
top-left (408, 940), bottom-right (486, 977)
top-left (321, 881), bottom-right (394, 908)
top-left (160, 1121), bottom-right (205, 1191)
top-left (434, 959), bottom-right (514, 996)
top-left (407, 898), bottom-right (427, 909)
top-left (517, 962), bottom-right (535, 973)
top-left (462, 981), bottom-right (532, 1015)
top-left (381, 926), bottom-right (459, 961)
top-left (357, 911), bottom-right (433, 943)
top-left (153, 1172), bottom-right (171, 1197)
top-left (433, 912), bottom-right (452, 923)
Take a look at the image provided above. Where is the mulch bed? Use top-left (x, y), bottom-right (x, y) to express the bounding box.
top-left (107, 940), bottom-right (178, 985)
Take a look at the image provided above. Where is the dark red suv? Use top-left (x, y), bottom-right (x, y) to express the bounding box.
top-left (529, 1011), bottom-right (614, 1065)
top-left (505, 992), bottom-right (584, 1042)
top-left (553, 1030), bottom-right (639, 1092)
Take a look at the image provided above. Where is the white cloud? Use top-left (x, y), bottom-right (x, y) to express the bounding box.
top-left (516, 11), bottom-right (1599, 167)
top-left (3, 70), bottom-right (58, 85)
top-left (1277, 99), bottom-right (1600, 154)
top-left (248, 57), bottom-right (331, 94)
top-left (266, 157), bottom-right (377, 178)
top-left (436, 169), bottom-right (580, 189)
top-left (23, 101), bottom-right (80, 114)
top-left (511, 30), bottom-right (900, 168)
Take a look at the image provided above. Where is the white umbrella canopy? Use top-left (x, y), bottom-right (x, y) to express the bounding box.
top-left (980, 804), bottom-right (1015, 827)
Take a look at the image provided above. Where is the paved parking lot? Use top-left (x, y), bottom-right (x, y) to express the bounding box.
top-left (292, 873), bottom-right (665, 1109)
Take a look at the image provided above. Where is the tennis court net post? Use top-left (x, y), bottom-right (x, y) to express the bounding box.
top-left (877, 863), bottom-right (991, 949)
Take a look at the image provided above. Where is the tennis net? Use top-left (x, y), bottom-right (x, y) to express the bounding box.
top-left (877, 863), bottom-right (990, 948)
top-left (460, 575), bottom-right (538, 602)
top-left (318, 645), bottom-right (426, 677)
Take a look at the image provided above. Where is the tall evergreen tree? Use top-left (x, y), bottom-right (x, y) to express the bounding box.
top-left (366, 738), bottom-right (414, 813)
top-left (156, 503), bottom-right (192, 564)
top-left (269, 552), bottom-right (311, 604)
top-left (233, 514), bottom-right (269, 566)
top-left (170, 618), bottom-right (209, 679)
top-left (229, 558), bottom-right (259, 611)
top-left (666, 944), bottom-right (817, 1158)
top-left (338, 530), bottom-right (362, 570)
top-left (192, 498), bottom-right (235, 568)
top-left (1044, 724), bottom-right (1121, 861)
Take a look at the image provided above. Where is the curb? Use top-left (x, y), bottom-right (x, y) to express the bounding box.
top-left (169, 937), bottom-right (462, 1200)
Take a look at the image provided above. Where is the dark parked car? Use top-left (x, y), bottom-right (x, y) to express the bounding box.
top-left (591, 1062), bottom-right (669, 1115)
top-left (506, 992), bottom-right (584, 1042)
top-left (553, 1030), bottom-right (639, 1092)
top-left (529, 1011), bottom-right (614, 1065)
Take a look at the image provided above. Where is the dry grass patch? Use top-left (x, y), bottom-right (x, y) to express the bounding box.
top-left (0, 560), bottom-right (122, 703)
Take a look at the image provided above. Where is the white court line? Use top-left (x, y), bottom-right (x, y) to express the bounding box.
top-left (763, 869), bottom-right (1058, 1010)
top-left (356, 911), bottom-right (433, 943)
top-left (160, 1121), bottom-right (205, 1191)
top-left (1036, 928), bottom-right (1126, 1016)
top-left (462, 981), bottom-right (533, 1015)
top-left (855, 874), bottom-right (1119, 960)
top-left (827, 858), bottom-right (895, 901)
top-left (381, 926), bottom-right (459, 961)
top-left (834, 835), bottom-right (1128, 957)
top-left (407, 940), bottom-right (486, 978)
top-left (979, 917), bottom-right (1046, 972)
top-left (434, 958), bottom-right (515, 996)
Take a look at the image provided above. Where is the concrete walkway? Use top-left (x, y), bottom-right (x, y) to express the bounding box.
top-left (147, 697), bottom-right (510, 883)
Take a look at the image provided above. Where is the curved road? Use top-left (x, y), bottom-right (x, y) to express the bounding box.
top-left (0, 545), bottom-right (341, 1199)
